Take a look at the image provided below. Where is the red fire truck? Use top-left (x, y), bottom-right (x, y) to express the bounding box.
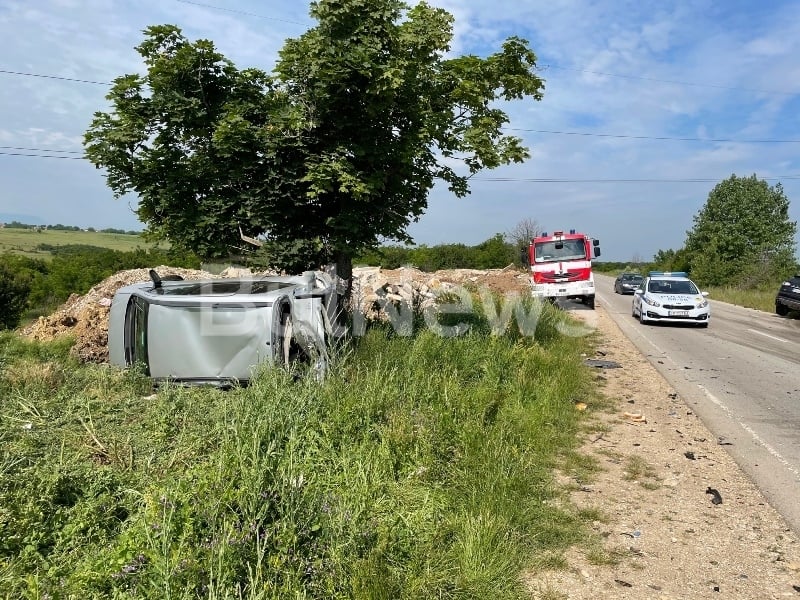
top-left (527, 229), bottom-right (601, 309)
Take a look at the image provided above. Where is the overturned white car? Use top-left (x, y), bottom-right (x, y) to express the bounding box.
top-left (108, 270), bottom-right (338, 385)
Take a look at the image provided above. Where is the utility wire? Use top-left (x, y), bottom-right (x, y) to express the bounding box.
top-left (475, 175), bottom-right (800, 183)
top-left (539, 64), bottom-right (799, 96)
top-left (174, 0), bottom-right (309, 25)
top-left (0, 145), bottom-right (83, 154)
top-left (0, 69), bottom-right (109, 86)
top-left (3, 150), bottom-right (799, 183)
top-left (0, 151), bottom-right (85, 160)
top-left (507, 128), bottom-right (800, 144)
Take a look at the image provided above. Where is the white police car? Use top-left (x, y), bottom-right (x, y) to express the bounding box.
top-left (632, 272), bottom-right (710, 327)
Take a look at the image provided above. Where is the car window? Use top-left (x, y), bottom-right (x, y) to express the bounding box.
top-left (648, 279), bottom-right (698, 294)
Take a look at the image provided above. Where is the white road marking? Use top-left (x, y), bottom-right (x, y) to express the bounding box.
top-left (697, 384), bottom-right (800, 481)
top-left (747, 328), bottom-right (789, 343)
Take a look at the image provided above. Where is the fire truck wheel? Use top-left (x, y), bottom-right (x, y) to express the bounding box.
top-left (584, 295), bottom-right (595, 309)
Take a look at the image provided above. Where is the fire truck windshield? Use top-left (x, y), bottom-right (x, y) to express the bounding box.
top-left (534, 239), bottom-right (586, 263)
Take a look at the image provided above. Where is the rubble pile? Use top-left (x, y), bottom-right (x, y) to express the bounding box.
top-left (22, 266), bottom-right (218, 363)
top-left (20, 265), bottom-right (530, 363)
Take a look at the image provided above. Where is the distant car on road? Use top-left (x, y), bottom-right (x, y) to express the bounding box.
top-left (775, 274), bottom-right (800, 316)
top-left (613, 272), bottom-right (643, 294)
top-left (632, 272), bottom-right (709, 327)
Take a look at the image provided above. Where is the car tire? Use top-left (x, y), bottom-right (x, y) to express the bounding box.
top-left (776, 302), bottom-right (789, 316)
top-left (639, 307), bottom-right (648, 325)
top-left (585, 295), bottom-right (595, 309)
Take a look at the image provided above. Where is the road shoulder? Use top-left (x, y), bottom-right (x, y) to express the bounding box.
top-left (525, 301), bottom-right (800, 599)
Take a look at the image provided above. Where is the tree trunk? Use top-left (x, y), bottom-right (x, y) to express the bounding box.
top-left (335, 250), bottom-right (354, 318)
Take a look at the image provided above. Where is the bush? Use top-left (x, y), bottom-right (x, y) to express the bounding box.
top-left (0, 254), bottom-right (48, 329)
top-left (0, 263), bottom-right (32, 329)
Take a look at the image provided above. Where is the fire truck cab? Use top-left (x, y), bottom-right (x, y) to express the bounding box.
top-left (527, 229), bottom-right (601, 309)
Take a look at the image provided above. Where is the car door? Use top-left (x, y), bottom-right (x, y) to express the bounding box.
top-left (633, 278), bottom-right (645, 314)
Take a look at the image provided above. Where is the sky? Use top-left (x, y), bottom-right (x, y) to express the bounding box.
top-left (2, 0), bottom-right (800, 262)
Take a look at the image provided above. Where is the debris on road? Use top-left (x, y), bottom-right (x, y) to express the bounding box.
top-left (706, 487), bottom-right (724, 505)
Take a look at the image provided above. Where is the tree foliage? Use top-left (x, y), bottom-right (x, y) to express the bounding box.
top-left (684, 174), bottom-right (797, 287)
top-left (0, 256), bottom-right (40, 329)
top-left (85, 2), bottom-right (544, 275)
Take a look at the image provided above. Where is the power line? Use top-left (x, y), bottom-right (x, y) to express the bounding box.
top-left (0, 69), bottom-right (109, 86)
top-left (539, 64), bottom-right (799, 97)
top-left (0, 151), bottom-right (85, 160)
top-left (174, 0), bottom-right (309, 25)
top-left (0, 146), bottom-right (83, 154)
top-left (508, 128), bottom-right (800, 144)
top-left (3, 150), bottom-right (798, 183)
top-left (476, 175), bottom-right (800, 183)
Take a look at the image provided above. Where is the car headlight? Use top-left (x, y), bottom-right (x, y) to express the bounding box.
top-left (697, 299), bottom-right (708, 308)
top-left (642, 295), bottom-right (660, 307)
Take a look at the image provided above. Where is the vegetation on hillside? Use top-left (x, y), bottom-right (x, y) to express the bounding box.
top-left (0, 246), bottom-right (200, 329)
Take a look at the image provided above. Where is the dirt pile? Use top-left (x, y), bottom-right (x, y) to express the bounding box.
top-left (22, 267), bottom-right (217, 363)
top-left (20, 265), bottom-right (530, 363)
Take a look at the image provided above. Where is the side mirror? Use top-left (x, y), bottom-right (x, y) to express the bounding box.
top-left (593, 239), bottom-right (600, 247)
top-left (634, 289), bottom-right (643, 295)
top-left (519, 247), bottom-right (529, 266)
top-left (594, 247), bottom-right (601, 258)
top-left (701, 291), bottom-right (709, 297)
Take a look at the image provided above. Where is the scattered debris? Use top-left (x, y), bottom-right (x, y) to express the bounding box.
top-left (614, 579), bottom-right (633, 587)
top-left (620, 530), bottom-right (641, 538)
top-left (623, 411), bottom-right (647, 423)
top-left (583, 359), bottom-right (622, 368)
top-left (684, 451), bottom-right (696, 460)
top-left (718, 437), bottom-right (734, 446)
top-left (706, 487), bottom-right (723, 505)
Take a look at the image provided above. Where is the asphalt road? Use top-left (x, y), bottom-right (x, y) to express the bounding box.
top-left (594, 273), bottom-right (800, 534)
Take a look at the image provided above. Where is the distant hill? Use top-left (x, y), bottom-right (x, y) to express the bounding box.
top-left (0, 213), bottom-right (45, 225)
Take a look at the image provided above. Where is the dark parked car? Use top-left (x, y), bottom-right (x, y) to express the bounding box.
top-left (614, 273), bottom-right (643, 294)
top-left (775, 274), bottom-right (800, 316)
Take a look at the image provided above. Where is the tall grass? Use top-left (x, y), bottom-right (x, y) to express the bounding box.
top-left (0, 300), bottom-right (597, 599)
top-left (706, 284), bottom-right (781, 313)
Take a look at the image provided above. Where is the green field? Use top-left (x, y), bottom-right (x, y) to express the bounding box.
top-left (0, 228), bottom-right (154, 258)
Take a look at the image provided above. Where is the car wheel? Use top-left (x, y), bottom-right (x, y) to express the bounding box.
top-left (631, 302), bottom-right (637, 318)
top-left (776, 302), bottom-right (789, 316)
top-left (639, 306), bottom-right (647, 324)
top-left (585, 295), bottom-right (595, 309)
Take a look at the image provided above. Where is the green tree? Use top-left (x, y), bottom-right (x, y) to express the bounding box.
top-left (684, 174), bottom-right (797, 287)
top-left (85, 2), bottom-right (544, 281)
top-left (0, 255), bottom-right (45, 329)
top-left (652, 247), bottom-right (690, 274)
top-left (474, 233), bottom-right (515, 269)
